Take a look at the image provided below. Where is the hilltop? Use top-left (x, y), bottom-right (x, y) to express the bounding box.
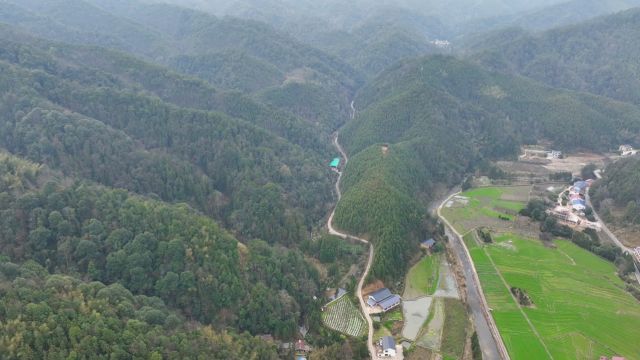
top-left (474, 7), bottom-right (640, 106)
top-left (334, 55), bottom-right (640, 281)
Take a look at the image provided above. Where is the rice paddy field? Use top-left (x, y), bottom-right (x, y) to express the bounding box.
top-left (442, 186), bottom-right (640, 359)
top-left (472, 233), bottom-right (640, 359)
top-left (441, 186), bottom-right (530, 234)
top-left (403, 254), bottom-right (441, 299)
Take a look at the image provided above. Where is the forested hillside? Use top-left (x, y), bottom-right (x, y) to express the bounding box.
top-left (0, 151), bottom-right (327, 354)
top-left (0, 260), bottom-right (279, 358)
top-left (0, 0), bottom-right (363, 127)
top-left (0, 27), bottom-right (337, 247)
top-left (474, 7), bottom-right (640, 107)
top-left (335, 55), bottom-right (640, 281)
top-left (591, 156), bottom-right (640, 224)
top-left (347, 56), bottom-right (640, 153)
top-left (310, 13), bottom-right (444, 77)
top-left (4, 0), bottom-right (640, 355)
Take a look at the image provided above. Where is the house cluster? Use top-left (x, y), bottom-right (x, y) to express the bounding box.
top-left (378, 336), bottom-right (397, 357)
top-left (548, 150), bottom-right (563, 159)
top-left (569, 180), bottom-right (589, 211)
top-left (547, 179), bottom-right (600, 231)
top-left (520, 147), bottom-right (563, 159)
top-left (429, 39), bottom-right (451, 49)
top-left (367, 288), bottom-right (401, 313)
top-left (619, 144), bottom-right (638, 156)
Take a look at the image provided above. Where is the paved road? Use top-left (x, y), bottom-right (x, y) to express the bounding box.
top-left (585, 185), bottom-right (640, 285)
top-left (437, 193), bottom-right (510, 360)
top-left (585, 188), bottom-right (631, 254)
top-left (328, 130), bottom-right (376, 359)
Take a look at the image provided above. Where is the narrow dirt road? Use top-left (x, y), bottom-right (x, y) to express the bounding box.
top-left (328, 125), bottom-right (376, 358)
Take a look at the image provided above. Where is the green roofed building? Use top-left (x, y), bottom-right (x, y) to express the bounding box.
top-left (330, 158), bottom-right (341, 168)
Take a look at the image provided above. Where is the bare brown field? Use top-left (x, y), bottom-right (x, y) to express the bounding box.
top-left (542, 152), bottom-right (608, 175)
top-left (497, 152), bottom-right (612, 179)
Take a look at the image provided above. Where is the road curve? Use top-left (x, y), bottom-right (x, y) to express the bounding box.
top-left (586, 186), bottom-right (640, 285)
top-left (437, 193), bottom-right (510, 360)
top-left (328, 131), bottom-right (376, 358)
top-left (585, 191), bottom-right (631, 254)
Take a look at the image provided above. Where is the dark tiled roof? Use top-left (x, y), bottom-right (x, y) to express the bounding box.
top-left (382, 336), bottom-right (395, 350)
top-left (422, 239), bottom-right (436, 247)
top-left (379, 295), bottom-right (401, 310)
top-left (369, 288), bottom-right (392, 302)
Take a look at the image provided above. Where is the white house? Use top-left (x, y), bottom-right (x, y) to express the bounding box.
top-left (548, 150), bottom-right (562, 159)
top-left (380, 336), bottom-right (396, 357)
top-left (620, 145), bottom-right (638, 156)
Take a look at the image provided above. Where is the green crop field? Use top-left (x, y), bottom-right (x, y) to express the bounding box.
top-left (442, 185), bottom-right (640, 359)
top-left (442, 186), bottom-right (529, 233)
top-left (322, 295), bottom-right (367, 337)
top-left (404, 254), bottom-right (441, 299)
top-left (440, 298), bottom-right (469, 360)
top-left (469, 233), bottom-right (640, 359)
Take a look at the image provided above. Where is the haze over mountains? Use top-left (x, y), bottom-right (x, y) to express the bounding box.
top-left (1, 0), bottom-right (640, 358)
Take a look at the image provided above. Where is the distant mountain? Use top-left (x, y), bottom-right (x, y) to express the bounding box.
top-left (151, 0), bottom-right (566, 31)
top-left (0, 0), bottom-right (363, 127)
top-left (309, 9), bottom-right (448, 76)
top-left (511, 0), bottom-right (640, 31)
top-left (348, 56), bottom-right (640, 154)
top-left (334, 55), bottom-right (640, 281)
top-left (473, 7), bottom-right (640, 106)
top-left (459, 0), bottom-right (640, 35)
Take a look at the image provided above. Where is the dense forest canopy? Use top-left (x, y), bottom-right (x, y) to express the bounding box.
top-left (334, 55), bottom-right (640, 281)
top-left (0, 152), bottom-right (326, 353)
top-left (0, 0), bottom-right (363, 127)
top-left (0, 27), bottom-right (339, 247)
top-left (2, 0), bottom-right (640, 357)
top-left (0, 260), bottom-right (280, 359)
top-left (591, 156), bottom-right (640, 225)
top-left (473, 7), bottom-right (640, 107)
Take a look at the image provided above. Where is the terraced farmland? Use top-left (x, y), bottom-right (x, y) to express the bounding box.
top-left (322, 295), bottom-right (367, 337)
top-left (443, 186), bottom-right (640, 359)
top-left (441, 186), bottom-right (529, 233)
top-left (470, 233), bottom-right (640, 359)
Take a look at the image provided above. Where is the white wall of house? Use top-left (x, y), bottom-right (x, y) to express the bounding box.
top-left (382, 348), bottom-right (396, 357)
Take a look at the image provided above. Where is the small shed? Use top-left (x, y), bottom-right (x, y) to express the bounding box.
top-left (329, 158), bottom-right (341, 168)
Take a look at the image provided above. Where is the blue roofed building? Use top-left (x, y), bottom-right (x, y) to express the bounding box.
top-left (378, 295), bottom-right (401, 312)
top-left (380, 336), bottom-right (397, 357)
top-left (367, 288), bottom-right (401, 312)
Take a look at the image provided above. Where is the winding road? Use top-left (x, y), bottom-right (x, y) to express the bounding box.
top-left (436, 193), bottom-right (510, 360)
top-left (328, 104), bottom-right (377, 359)
top-left (585, 184), bottom-right (640, 285)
